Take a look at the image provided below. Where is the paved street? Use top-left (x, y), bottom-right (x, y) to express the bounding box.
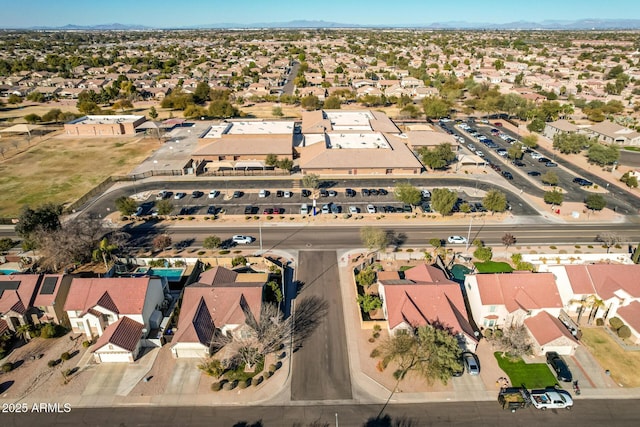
top-left (291, 251), bottom-right (352, 401)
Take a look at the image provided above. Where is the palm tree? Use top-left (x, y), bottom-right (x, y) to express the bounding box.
top-left (569, 298), bottom-right (590, 324)
top-left (587, 297), bottom-right (605, 325)
top-left (15, 323), bottom-right (33, 342)
top-left (92, 237), bottom-right (118, 271)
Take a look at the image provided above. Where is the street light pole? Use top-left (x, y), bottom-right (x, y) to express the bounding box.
top-left (466, 216), bottom-right (473, 251)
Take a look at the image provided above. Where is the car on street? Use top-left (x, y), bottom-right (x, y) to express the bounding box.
top-left (462, 352), bottom-right (480, 375)
top-left (174, 192), bottom-right (186, 199)
top-left (545, 162), bottom-right (558, 167)
top-left (349, 206), bottom-right (359, 214)
top-left (207, 205), bottom-right (216, 215)
top-left (546, 352), bottom-right (572, 382)
top-left (527, 170), bottom-right (541, 176)
top-left (367, 204), bottom-right (376, 214)
top-left (447, 235), bottom-right (468, 244)
top-left (502, 171), bottom-right (514, 180)
top-left (208, 190), bottom-right (219, 199)
top-left (232, 235), bottom-right (253, 245)
top-left (573, 177), bottom-right (593, 186)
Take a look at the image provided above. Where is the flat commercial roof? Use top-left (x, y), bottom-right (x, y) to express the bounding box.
top-left (326, 132), bottom-right (391, 149)
top-left (325, 111), bottom-right (374, 131)
top-left (68, 115), bottom-right (144, 125)
top-left (202, 121), bottom-right (295, 138)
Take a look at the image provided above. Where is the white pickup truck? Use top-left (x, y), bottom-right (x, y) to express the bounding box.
top-left (529, 389), bottom-right (573, 410)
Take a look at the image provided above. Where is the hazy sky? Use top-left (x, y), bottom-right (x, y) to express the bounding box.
top-left (1, 0), bottom-right (639, 27)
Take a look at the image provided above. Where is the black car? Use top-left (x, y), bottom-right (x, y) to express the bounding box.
top-left (345, 188), bottom-right (356, 197)
top-left (369, 189), bottom-right (379, 196)
top-left (243, 206), bottom-right (254, 215)
top-left (361, 188), bottom-right (370, 197)
top-left (319, 189), bottom-right (328, 197)
top-left (502, 171), bottom-right (514, 180)
top-left (512, 160), bottom-right (525, 167)
top-left (573, 177), bottom-right (593, 186)
top-left (232, 191), bottom-right (242, 198)
top-left (546, 351), bottom-right (572, 382)
top-left (527, 170), bottom-right (541, 176)
top-left (538, 157), bottom-right (550, 163)
top-left (191, 190), bottom-right (203, 198)
top-left (207, 205), bottom-right (217, 215)
top-left (378, 188), bottom-right (388, 196)
top-left (276, 190), bottom-right (284, 197)
top-left (385, 205), bottom-right (396, 213)
top-left (301, 189), bottom-right (311, 197)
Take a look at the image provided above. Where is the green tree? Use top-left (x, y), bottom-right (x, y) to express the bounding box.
top-left (148, 106), bottom-right (159, 120)
top-left (115, 196), bottom-right (138, 216)
top-left (422, 97), bottom-right (451, 119)
top-left (587, 143), bottom-right (619, 166)
top-left (507, 142), bottom-right (523, 160)
top-left (377, 325), bottom-right (462, 385)
top-left (193, 82), bottom-right (211, 104)
top-left (527, 118), bottom-right (545, 133)
top-left (473, 245), bottom-right (493, 262)
top-left (300, 95), bottom-right (320, 111)
top-left (544, 189), bottom-right (564, 205)
top-left (585, 194), bottom-right (606, 211)
top-left (357, 294), bottom-right (382, 313)
top-left (356, 267), bottom-right (376, 288)
top-left (268, 281), bottom-right (283, 303)
top-left (276, 158), bottom-right (294, 172)
top-left (8, 94), bottom-right (23, 104)
top-left (419, 143), bottom-right (456, 170)
top-left (541, 171), bottom-right (559, 186)
top-left (620, 172), bottom-right (639, 188)
top-left (92, 237), bottom-right (118, 271)
top-left (15, 203), bottom-right (62, 250)
top-left (155, 199), bottom-right (174, 216)
top-left (553, 133), bottom-right (592, 154)
top-left (203, 235), bottom-right (222, 249)
top-left (112, 99), bottom-right (133, 112)
top-left (265, 153), bottom-right (279, 167)
top-left (232, 255), bottom-right (248, 267)
top-left (27, 91), bottom-right (45, 103)
top-left (272, 106), bottom-right (283, 117)
top-left (77, 100), bottom-right (100, 115)
top-left (302, 173), bottom-right (320, 190)
top-left (15, 324), bottom-right (33, 342)
top-left (0, 237), bottom-right (15, 252)
top-left (394, 182), bottom-right (422, 206)
top-left (323, 96), bottom-right (341, 109)
top-left (198, 358), bottom-right (224, 378)
top-left (431, 188), bottom-right (458, 216)
top-left (24, 113), bottom-right (41, 124)
top-left (360, 226), bottom-right (388, 252)
top-left (482, 189), bottom-right (507, 214)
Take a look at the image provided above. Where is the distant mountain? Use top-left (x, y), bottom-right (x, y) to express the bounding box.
top-left (16, 18), bottom-right (640, 31)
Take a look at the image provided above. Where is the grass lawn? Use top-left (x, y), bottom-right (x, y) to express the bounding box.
top-left (581, 327), bottom-right (640, 387)
top-left (494, 352), bottom-right (558, 389)
top-left (0, 134), bottom-right (159, 217)
top-left (475, 261), bottom-right (514, 273)
top-left (623, 146), bottom-right (640, 152)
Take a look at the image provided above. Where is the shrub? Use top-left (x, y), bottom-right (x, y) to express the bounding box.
top-left (268, 364), bottom-right (277, 373)
top-left (595, 318), bottom-right (604, 327)
top-left (368, 337), bottom-right (375, 343)
top-left (47, 360), bottom-right (58, 368)
top-left (238, 379), bottom-right (250, 389)
top-left (82, 340), bottom-right (92, 348)
top-left (253, 375), bottom-right (264, 386)
top-left (61, 352), bottom-right (71, 361)
top-left (63, 368), bottom-right (73, 377)
top-left (618, 325), bottom-right (632, 339)
top-left (218, 250), bottom-right (230, 255)
top-left (264, 371), bottom-right (272, 379)
top-left (40, 323), bottom-right (64, 338)
top-left (373, 332), bottom-right (380, 339)
top-left (2, 362), bottom-right (13, 372)
top-left (232, 256), bottom-right (247, 267)
top-left (549, 245), bottom-right (557, 250)
top-left (370, 348), bottom-right (380, 358)
top-left (223, 380), bottom-right (238, 390)
top-left (373, 324), bottom-right (381, 332)
top-left (493, 329), bottom-right (504, 338)
top-left (211, 381), bottom-right (224, 391)
top-left (609, 317), bottom-right (624, 330)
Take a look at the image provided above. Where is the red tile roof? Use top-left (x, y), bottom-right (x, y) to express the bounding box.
top-left (172, 267), bottom-right (264, 345)
top-left (64, 277), bottom-right (152, 315)
top-left (524, 311), bottom-right (578, 346)
top-left (92, 316), bottom-right (144, 353)
top-left (0, 319), bottom-right (9, 335)
top-left (0, 274), bottom-right (41, 315)
top-left (382, 264), bottom-right (475, 340)
top-left (565, 265), bottom-right (640, 300)
top-left (32, 274), bottom-right (64, 307)
top-left (617, 301), bottom-right (640, 334)
top-left (475, 272), bottom-right (562, 313)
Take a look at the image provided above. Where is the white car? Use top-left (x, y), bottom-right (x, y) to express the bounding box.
top-left (349, 206), bottom-right (359, 214)
top-left (421, 189), bottom-right (431, 199)
top-left (367, 204), bottom-right (376, 214)
top-left (530, 152), bottom-right (543, 160)
top-left (156, 190), bottom-right (168, 200)
top-left (284, 191), bottom-right (292, 198)
top-left (133, 206), bottom-right (144, 216)
top-left (232, 235), bottom-right (253, 244)
top-left (321, 204), bottom-right (330, 214)
top-left (208, 190), bottom-right (219, 199)
top-left (174, 192), bottom-right (186, 199)
top-left (258, 189), bottom-right (267, 198)
top-left (447, 235), bottom-right (468, 244)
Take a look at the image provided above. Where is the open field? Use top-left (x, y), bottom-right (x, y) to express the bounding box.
top-left (0, 134), bottom-right (159, 217)
top-left (494, 352), bottom-right (558, 389)
top-left (580, 327), bottom-right (640, 388)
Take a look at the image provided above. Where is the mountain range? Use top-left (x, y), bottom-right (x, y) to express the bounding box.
top-left (24, 19), bottom-right (640, 31)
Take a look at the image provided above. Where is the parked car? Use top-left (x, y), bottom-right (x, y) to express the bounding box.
top-left (538, 157), bottom-right (550, 163)
top-left (232, 235), bottom-right (253, 244)
top-left (191, 190), bottom-right (203, 198)
top-left (321, 204), bottom-right (330, 214)
top-left (232, 191), bottom-right (242, 198)
top-left (421, 189), bottom-right (431, 199)
top-left (208, 190), bottom-right (219, 199)
top-left (349, 206), bottom-right (359, 214)
top-left (512, 160), bottom-right (525, 167)
top-left (275, 190), bottom-right (284, 197)
top-left (345, 188), bottom-right (356, 197)
top-left (258, 189), bottom-right (268, 198)
top-left (378, 188), bottom-right (388, 196)
top-left (156, 190), bottom-right (169, 200)
top-left (573, 177), bottom-right (593, 186)
top-left (462, 352), bottom-right (480, 375)
top-left (284, 191), bottom-right (292, 198)
top-left (361, 188), bottom-right (370, 197)
top-left (174, 192), bottom-right (186, 199)
top-left (243, 205), bottom-right (255, 215)
top-left (133, 206), bottom-right (144, 216)
top-left (207, 205), bottom-right (216, 215)
top-left (273, 207), bottom-right (284, 214)
top-left (301, 189), bottom-right (311, 198)
top-left (263, 208), bottom-right (274, 215)
top-left (367, 204), bottom-right (376, 214)
top-left (447, 235), bottom-right (468, 244)
top-left (546, 352), bottom-right (572, 382)
top-left (527, 170), bottom-right (541, 176)
top-left (300, 203), bottom-right (309, 215)
top-left (502, 171), bottom-right (514, 180)
top-left (330, 204), bottom-right (340, 214)
top-left (319, 189), bottom-right (329, 197)
top-left (328, 190), bottom-right (337, 197)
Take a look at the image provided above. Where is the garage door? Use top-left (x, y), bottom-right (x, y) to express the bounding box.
top-left (98, 352), bottom-right (132, 363)
top-left (175, 348), bottom-right (206, 358)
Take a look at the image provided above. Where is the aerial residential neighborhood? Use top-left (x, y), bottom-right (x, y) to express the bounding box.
top-left (1, 2), bottom-right (640, 425)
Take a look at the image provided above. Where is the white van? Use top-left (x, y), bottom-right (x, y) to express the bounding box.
top-left (300, 203), bottom-right (309, 215)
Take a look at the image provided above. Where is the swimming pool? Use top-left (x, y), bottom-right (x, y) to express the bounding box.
top-left (0, 269), bottom-right (20, 275)
top-left (134, 267), bottom-right (185, 282)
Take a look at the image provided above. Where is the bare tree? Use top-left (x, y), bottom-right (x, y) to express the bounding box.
top-left (596, 232), bottom-right (622, 253)
top-left (494, 324), bottom-right (532, 358)
top-left (152, 234), bottom-right (172, 251)
top-left (360, 226), bottom-right (389, 252)
top-left (501, 233), bottom-right (517, 251)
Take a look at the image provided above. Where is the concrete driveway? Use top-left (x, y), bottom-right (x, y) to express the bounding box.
top-left (165, 359), bottom-right (201, 395)
top-left (83, 363), bottom-right (128, 396)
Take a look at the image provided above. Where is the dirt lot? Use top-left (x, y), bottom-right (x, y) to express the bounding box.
top-left (0, 134), bottom-right (159, 217)
top-left (0, 334), bottom-right (90, 399)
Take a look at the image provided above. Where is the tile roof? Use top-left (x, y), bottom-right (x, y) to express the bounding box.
top-left (616, 301), bottom-right (640, 334)
top-left (64, 277), bottom-right (152, 315)
top-left (92, 316), bottom-right (144, 353)
top-left (475, 272), bottom-right (562, 312)
top-left (524, 311), bottom-right (578, 346)
top-left (193, 134), bottom-right (292, 157)
top-left (33, 274), bottom-right (65, 307)
top-left (0, 319), bottom-right (8, 335)
top-left (0, 274), bottom-right (41, 315)
top-left (564, 264), bottom-right (640, 299)
top-left (172, 267), bottom-right (264, 345)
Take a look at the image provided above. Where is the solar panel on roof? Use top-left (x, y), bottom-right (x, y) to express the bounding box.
top-left (39, 277), bottom-right (58, 295)
top-left (0, 281), bottom-right (21, 297)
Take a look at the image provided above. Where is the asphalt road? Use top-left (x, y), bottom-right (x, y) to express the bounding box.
top-left (290, 251), bottom-right (352, 401)
top-left (282, 61), bottom-right (300, 96)
top-left (107, 222), bottom-right (640, 253)
top-left (4, 401), bottom-right (640, 426)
